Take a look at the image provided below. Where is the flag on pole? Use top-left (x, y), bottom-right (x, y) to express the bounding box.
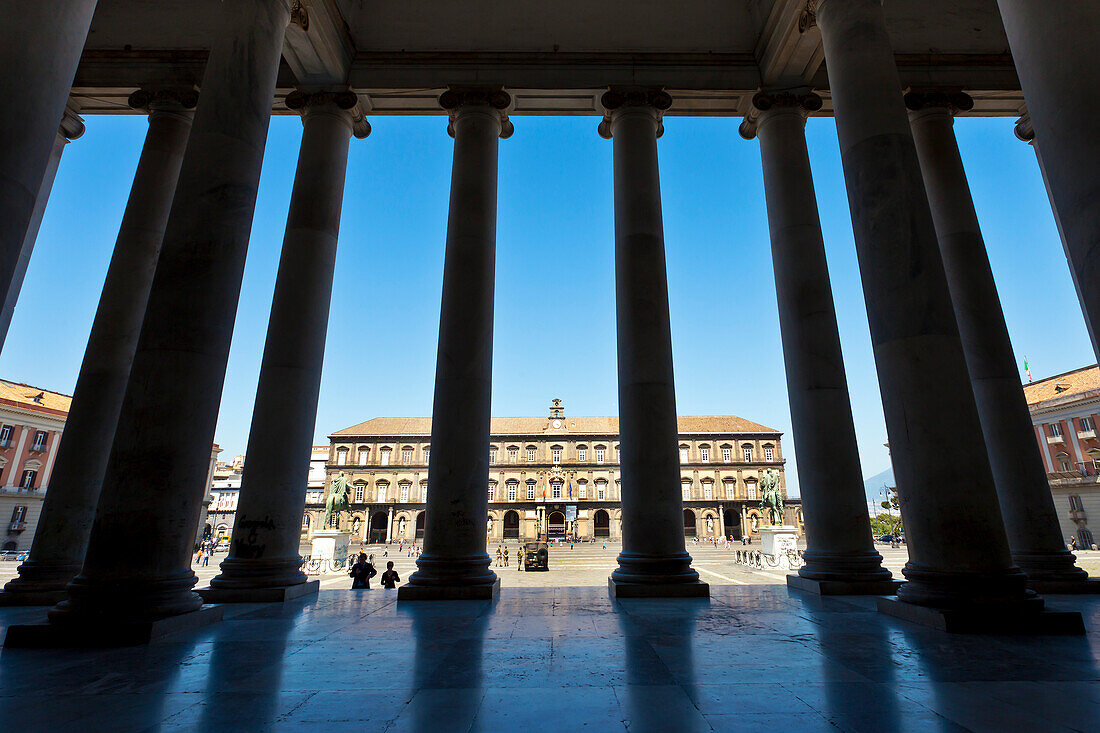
top-left (1024, 356), bottom-right (1032, 382)
top-left (541, 479), bottom-right (546, 500)
top-left (568, 481), bottom-right (573, 499)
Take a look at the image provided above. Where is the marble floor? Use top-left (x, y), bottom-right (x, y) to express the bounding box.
top-left (0, 587), bottom-right (1097, 732)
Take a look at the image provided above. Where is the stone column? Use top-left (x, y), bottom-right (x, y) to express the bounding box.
top-left (386, 506), bottom-right (394, 544)
top-left (600, 89), bottom-right (707, 598)
top-left (399, 88), bottom-right (513, 601)
top-left (47, 0), bottom-right (292, 628)
top-left (0, 0), bottom-right (97, 353)
top-left (995, 1), bottom-right (1100, 362)
top-left (0, 101), bottom-right (85, 346)
top-left (816, 0), bottom-right (1033, 614)
top-left (740, 91), bottom-right (894, 595)
top-left (203, 91), bottom-right (367, 603)
top-left (905, 92), bottom-right (1092, 591)
top-left (0, 90), bottom-right (196, 605)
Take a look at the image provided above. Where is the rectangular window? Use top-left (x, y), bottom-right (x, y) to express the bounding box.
top-left (488, 485), bottom-right (495, 501)
top-left (764, 446), bottom-right (774, 462)
top-left (10, 506), bottom-right (26, 523)
top-left (679, 447), bottom-right (688, 463)
top-left (722, 447), bottom-right (731, 462)
top-left (578, 448), bottom-right (586, 461)
top-left (354, 485), bottom-right (364, 502)
top-left (508, 484), bottom-right (517, 502)
top-left (402, 449), bottom-right (412, 464)
top-left (527, 449), bottom-right (536, 462)
top-left (400, 485), bottom-right (409, 502)
top-left (743, 447), bottom-right (753, 462)
top-left (701, 447), bottom-right (709, 463)
top-left (423, 448), bottom-right (430, 463)
top-left (682, 485), bottom-right (690, 500)
top-left (508, 448), bottom-right (517, 462)
top-left (1049, 423), bottom-right (1063, 437)
top-left (359, 450), bottom-right (369, 466)
top-left (0, 425), bottom-right (11, 447)
top-left (380, 450), bottom-right (390, 466)
top-left (596, 449), bottom-right (605, 464)
top-left (552, 483), bottom-right (561, 499)
top-left (703, 484), bottom-right (713, 500)
top-left (579, 484), bottom-right (587, 499)
top-left (1069, 495), bottom-right (1084, 511)
top-left (527, 484), bottom-right (535, 500)
top-left (31, 431), bottom-right (47, 451)
top-left (597, 484), bottom-right (606, 500)
top-left (19, 470), bottom-right (37, 489)
top-left (337, 450), bottom-right (347, 466)
top-left (723, 481), bottom-right (734, 498)
top-left (490, 449), bottom-right (497, 463)
top-left (747, 484), bottom-right (758, 500)
top-left (376, 486), bottom-right (386, 502)
top-left (421, 484), bottom-right (428, 501)
top-left (552, 449), bottom-right (561, 464)
top-left (1081, 417), bottom-right (1095, 432)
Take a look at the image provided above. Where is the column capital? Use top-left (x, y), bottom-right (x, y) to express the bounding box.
top-left (285, 89), bottom-right (371, 138)
top-left (439, 87), bottom-right (514, 139)
top-left (738, 89), bottom-right (822, 140)
top-left (598, 87), bottom-right (673, 139)
top-left (127, 87), bottom-right (199, 122)
top-left (903, 90), bottom-right (974, 116)
top-left (59, 98), bottom-right (86, 142)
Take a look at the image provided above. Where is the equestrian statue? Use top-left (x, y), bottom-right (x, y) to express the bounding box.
top-left (324, 471), bottom-right (352, 529)
top-left (758, 468), bottom-right (784, 526)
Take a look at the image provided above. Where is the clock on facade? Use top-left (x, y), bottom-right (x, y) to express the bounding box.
top-left (552, 419), bottom-right (561, 428)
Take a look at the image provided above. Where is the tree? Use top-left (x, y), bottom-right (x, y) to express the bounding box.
top-left (877, 484), bottom-right (902, 537)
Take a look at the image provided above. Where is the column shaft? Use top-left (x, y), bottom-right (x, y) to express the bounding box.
top-left (907, 100), bottom-right (1087, 585)
top-left (209, 95), bottom-right (357, 592)
top-left (50, 0), bottom-right (291, 623)
top-left (403, 91), bottom-right (510, 597)
top-left (604, 93), bottom-right (703, 591)
top-left (2, 96), bottom-right (194, 601)
top-left (996, 1), bottom-right (1100, 362)
top-left (749, 95), bottom-right (891, 585)
top-left (816, 0), bottom-right (1027, 607)
top-left (0, 1), bottom-right (97, 352)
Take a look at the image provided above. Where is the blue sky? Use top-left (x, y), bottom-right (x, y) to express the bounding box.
top-left (3, 113), bottom-right (1093, 496)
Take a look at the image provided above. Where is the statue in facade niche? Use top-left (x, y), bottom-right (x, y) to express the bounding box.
top-left (758, 469), bottom-right (784, 526)
top-left (324, 471), bottom-right (351, 529)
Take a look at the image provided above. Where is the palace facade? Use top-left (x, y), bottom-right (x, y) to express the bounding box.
top-left (307, 400), bottom-right (802, 544)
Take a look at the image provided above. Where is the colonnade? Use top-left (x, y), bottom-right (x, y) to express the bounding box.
top-left (0, 0), bottom-right (1097, 637)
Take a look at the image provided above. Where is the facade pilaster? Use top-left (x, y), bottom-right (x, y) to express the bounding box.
top-left (205, 90), bottom-right (366, 601)
top-left (600, 88), bottom-right (707, 597)
top-left (399, 87), bottom-right (512, 600)
top-left (741, 89), bottom-right (893, 594)
top-left (905, 91), bottom-right (1092, 590)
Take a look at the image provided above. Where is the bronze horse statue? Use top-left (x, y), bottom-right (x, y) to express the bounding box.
top-left (758, 468), bottom-right (784, 526)
top-left (323, 472), bottom-right (352, 529)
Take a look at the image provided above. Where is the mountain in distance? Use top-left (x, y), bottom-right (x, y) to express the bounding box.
top-left (863, 466), bottom-right (895, 507)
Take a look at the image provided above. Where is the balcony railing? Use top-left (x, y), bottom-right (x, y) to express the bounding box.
top-left (1078, 429), bottom-right (1096, 440)
top-left (0, 439), bottom-right (10, 449)
top-left (7, 521), bottom-right (26, 532)
top-left (1046, 434), bottom-right (1065, 444)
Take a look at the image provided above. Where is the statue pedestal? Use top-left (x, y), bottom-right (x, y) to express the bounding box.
top-left (311, 531), bottom-right (351, 562)
top-left (759, 525), bottom-right (799, 571)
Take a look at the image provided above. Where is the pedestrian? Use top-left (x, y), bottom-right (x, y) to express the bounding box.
top-left (368, 553), bottom-right (375, 565)
top-left (602, 541), bottom-right (606, 549)
top-left (380, 561), bottom-right (400, 589)
top-left (349, 552), bottom-right (377, 589)
top-left (201, 548), bottom-right (210, 567)
top-left (496, 546), bottom-right (503, 567)
top-left (383, 549), bottom-right (388, 557)
top-left (503, 547), bottom-right (509, 567)
top-left (570, 541), bottom-right (574, 550)
top-left (518, 548), bottom-right (524, 571)
top-left (1070, 536), bottom-right (1079, 551)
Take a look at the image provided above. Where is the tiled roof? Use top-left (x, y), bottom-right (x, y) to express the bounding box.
top-left (0, 379), bottom-right (71, 415)
top-left (1023, 364), bottom-right (1100, 407)
top-left (332, 415), bottom-right (780, 437)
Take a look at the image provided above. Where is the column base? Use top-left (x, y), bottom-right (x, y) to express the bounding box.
top-left (608, 577), bottom-right (710, 598)
top-left (0, 589), bottom-right (70, 606)
top-left (896, 563), bottom-right (1032, 607)
top-left (876, 596), bottom-right (1084, 635)
top-left (207, 556), bottom-right (309, 593)
top-left (798, 550), bottom-right (894, 583)
top-left (1026, 577), bottom-right (1100, 594)
top-left (397, 577), bottom-right (500, 601)
top-left (197, 579), bottom-right (319, 604)
top-left (787, 574), bottom-right (902, 596)
top-left (1, 560), bottom-right (82, 601)
top-left (1012, 550), bottom-right (1092, 586)
top-left (3, 604), bottom-right (224, 648)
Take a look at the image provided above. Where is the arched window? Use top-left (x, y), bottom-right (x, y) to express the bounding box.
top-left (700, 444), bottom-right (710, 463)
top-left (596, 480), bottom-right (606, 500)
top-left (577, 480), bottom-right (588, 499)
top-left (354, 482), bottom-right (365, 502)
top-left (702, 480), bottom-right (713, 500)
top-left (376, 482), bottom-right (389, 503)
top-left (595, 445), bottom-right (606, 464)
top-left (763, 444), bottom-right (775, 462)
top-left (358, 446), bottom-right (370, 465)
top-left (742, 444), bottom-right (754, 462)
top-left (336, 447), bottom-right (348, 466)
top-left (507, 482), bottom-right (518, 502)
top-left (722, 478), bottom-right (734, 498)
top-left (746, 481), bottom-right (758, 500)
top-left (402, 446), bottom-right (413, 464)
top-left (551, 445), bottom-right (562, 464)
top-left (526, 445), bottom-right (537, 462)
top-left (399, 483), bottom-right (410, 503)
top-left (507, 445), bottom-right (518, 462)
top-left (576, 444), bottom-right (588, 462)
top-left (721, 444), bottom-right (732, 463)
top-left (551, 480), bottom-right (562, 499)
top-left (380, 447), bottom-right (391, 466)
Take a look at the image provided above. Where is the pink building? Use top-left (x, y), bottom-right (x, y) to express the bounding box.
top-left (1025, 365), bottom-right (1100, 550)
top-left (0, 379), bottom-right (71, 552)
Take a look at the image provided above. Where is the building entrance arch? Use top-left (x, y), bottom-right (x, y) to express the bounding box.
top-left (415, 512), bottom-right (425, 539)
top-left (594, 509), bottom-right (610, 537)
top-left (547, 511), bottom-right (566, 538)
top-left (683, 509), bottom-right (696, 537)
top-left (369, 511), bottom-right (388, 543)
top-left (503, 510), bottom-right (520, 539)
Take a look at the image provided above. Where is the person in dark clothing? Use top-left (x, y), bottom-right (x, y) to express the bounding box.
top-left (380, 561), bottom-right (400, 589)
top-left (349, 552), bottom-right (377, 589)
